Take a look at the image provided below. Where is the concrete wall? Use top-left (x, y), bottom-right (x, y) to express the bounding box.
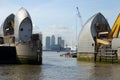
top-left (117, 48), bottom-right (120, 59)
top-left (16, 42), bottom-right (42, 64)
top-left (77, 52), bottom-right (94, 58)
top-left (112, 38), bottom-right (120, 50)
top-left (0, 46), bottom-right (18, 64)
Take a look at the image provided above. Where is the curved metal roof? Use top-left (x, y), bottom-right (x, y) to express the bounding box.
top-left (15, 7), bottom-right (31, 26)
top-left (0, 13), bottom-right (15, 37)
top-left (15, 7), bottom-right (33, 43)
top-left (78, 13), bottom-right (110, 53)
top-left (3, 13), bottom-right (15, 36)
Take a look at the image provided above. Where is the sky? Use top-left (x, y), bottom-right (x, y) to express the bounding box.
top-left (0, 0), bottom-right (120, 49)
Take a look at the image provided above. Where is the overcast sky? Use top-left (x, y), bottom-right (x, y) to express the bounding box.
top-left (0, 0), bottom-right (120, 48)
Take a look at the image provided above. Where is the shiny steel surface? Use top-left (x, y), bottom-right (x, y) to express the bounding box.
top-left (0, 14), bottom-right (15, 37)
top-left (15, 7), bottom-right (31, 27)
top-left (15, 7), bottom-right (32, 43)
top-left (78, 13), bottom-right (110, 53)
top-left (3, 14), bottom-right (15, 36)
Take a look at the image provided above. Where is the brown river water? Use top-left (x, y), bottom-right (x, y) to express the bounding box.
top-left (0, 51), bottom-right (120, 80)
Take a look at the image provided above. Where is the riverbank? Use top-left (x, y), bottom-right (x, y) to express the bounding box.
top-left (77, 57), bottom-right (120, 64)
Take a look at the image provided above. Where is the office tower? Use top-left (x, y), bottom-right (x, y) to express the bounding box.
top-left (46, 36), bottom-right (50, 50)
top-left (51, 35), bottom-right (55, 46)
top-left (58, 37), bottom-right (62, 46)
top-left (61, 40), bottom-right (65, 48)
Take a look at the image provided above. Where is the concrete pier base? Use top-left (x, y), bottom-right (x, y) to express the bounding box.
top-left (77, 52), bottom-right (94, 58)
top-left (16, 42), bottom-right (42, 65)
top-left (117, 48), bottom-right (120, 59)
top-left (18, 55), bottom-right (42, 64)
top-left (77, 52), bottom-right (94, 62)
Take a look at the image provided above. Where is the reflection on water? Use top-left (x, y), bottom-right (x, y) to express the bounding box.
top-left (0, 51), bottom-right (120, 80)
top-left (0, 65), bottom-right (41, 80)
top-left (90, 64), bottom-right (113, 80)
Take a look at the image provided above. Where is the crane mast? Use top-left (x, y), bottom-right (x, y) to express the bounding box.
top-left (76, 7), bottom-right (83, 28)
top-left (108, 14), bottom-right (120, 38)
top-left (96, 13), bottom-right (120, 45)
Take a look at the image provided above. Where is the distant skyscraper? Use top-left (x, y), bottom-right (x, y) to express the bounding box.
top-left (51, 35), bottom-right (55, 46)
top-left (61, 40), bottom-right (65, 48)
top-left (58, 37), bottom-right (62, 46)
top-left (46, 36), bottom-right (50, 50)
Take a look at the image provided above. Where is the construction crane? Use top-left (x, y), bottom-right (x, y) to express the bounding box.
top-left (76, 7), bottom-right (83, 28)
top-left (108, 13), bottom-right (120, 38)
top-left (96, 13), bottom-right (120, 45)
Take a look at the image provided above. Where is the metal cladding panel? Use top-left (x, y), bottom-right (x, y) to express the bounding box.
top-left (91, 13), bottom-right (110, 37)
top-left (15, 7), bottom-right (31, 25)
top-left (2, 14), bottom-right (15, 36)
top-left (0, 24), bottom-right (4, 37)
top-left (15, 7), bottom-right (32, 43)
top-left (78, 14), bottom-right (95, 53)
top-left (19, 18), bottom-right (32, 42)
top-left (78, 13), bottom-right (110, 53)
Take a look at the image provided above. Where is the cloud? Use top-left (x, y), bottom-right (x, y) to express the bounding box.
top-left (48, 24), bottom-right (69, 33)
top-left (44, 24), bottom-right (74, 38)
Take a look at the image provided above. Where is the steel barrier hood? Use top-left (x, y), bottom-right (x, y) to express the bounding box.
top-left (78, 13), bottom-right (110, 53)
top-left (15, 7), bottom-right (33, 43)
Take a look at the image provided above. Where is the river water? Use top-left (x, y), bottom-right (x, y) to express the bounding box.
top-left (0, 51), bottom-right (120, 80)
